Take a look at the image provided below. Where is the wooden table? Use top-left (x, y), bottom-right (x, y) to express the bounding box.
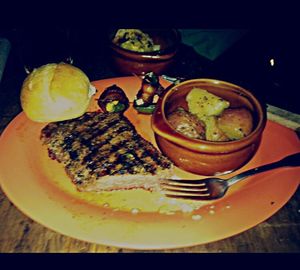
top-left (0, 102), bottom-right (299, 253)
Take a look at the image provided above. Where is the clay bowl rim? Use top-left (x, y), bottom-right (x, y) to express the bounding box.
top-left (152, 78), bottom-right (267, 154)
top-left (109, 29), bottom-right (181, 62)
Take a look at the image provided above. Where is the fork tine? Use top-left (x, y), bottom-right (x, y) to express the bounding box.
top-left (160, 178), bottom-right (207, 186)
top-left (160, 183), bottom-right (208, 193)
top-left (159, 178), bottom-right (215, 200)
top-left (165, 194), bottom-right (212, 201)
top-left (163, 189), bottom-right (210, 196)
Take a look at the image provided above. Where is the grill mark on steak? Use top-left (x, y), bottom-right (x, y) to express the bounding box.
top-left (40, 111), bottom-right (172, 191)
top-left (82, 123), bottom-right (132, 164)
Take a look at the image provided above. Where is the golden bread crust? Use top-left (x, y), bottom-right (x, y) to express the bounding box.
top-left (20, 63), bottom-right (91, 122)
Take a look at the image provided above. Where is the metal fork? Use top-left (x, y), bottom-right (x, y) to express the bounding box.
top-left (160, 152), bottom-right (300, 200)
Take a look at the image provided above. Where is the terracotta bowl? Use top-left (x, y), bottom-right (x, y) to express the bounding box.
top-left (152, 78), bottom-right (267, 175)
top-left (109, 29), bottom-right (180, 75)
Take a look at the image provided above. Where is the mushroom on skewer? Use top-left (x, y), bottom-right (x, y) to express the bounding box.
top-left (133, 72), bottom-right (165, 114)
top-left (98, 84), bottom-right (129, 113)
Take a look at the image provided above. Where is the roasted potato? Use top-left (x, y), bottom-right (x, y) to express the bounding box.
top-left (167, 108), bottom-right (206, 140)
top-left (204, 116), bottom-right (230, 142)
top-left (186, 88), bottom-right (230, 119)
top-left (217, 108), bottom-right (253, 140)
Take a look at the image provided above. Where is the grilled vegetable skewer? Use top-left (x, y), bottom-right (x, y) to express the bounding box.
top-left (98, 84), bottom-right (129, 113)
top-left (133, 72), bottom-right (165, 114)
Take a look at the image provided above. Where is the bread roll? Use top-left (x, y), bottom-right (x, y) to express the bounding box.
top-left (20, 63), bottom-right (95, 122)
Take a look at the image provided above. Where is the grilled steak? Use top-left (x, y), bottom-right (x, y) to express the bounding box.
top-left (40, 112), bottom-right (173, 192)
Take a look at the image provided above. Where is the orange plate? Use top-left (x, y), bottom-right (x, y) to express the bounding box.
top-left (0, 76), bottom-right (300, 250)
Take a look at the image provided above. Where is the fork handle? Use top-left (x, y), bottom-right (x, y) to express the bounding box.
top-left (227, 152), bottom-right (300, 186)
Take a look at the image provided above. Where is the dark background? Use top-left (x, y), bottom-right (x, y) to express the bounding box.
top-left (0, 27), bottom-right (298, 118)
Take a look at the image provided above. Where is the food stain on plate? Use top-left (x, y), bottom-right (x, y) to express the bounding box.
top-left (33, 105), bottom-right (208, 216)
top-left (48, 173), bottom-right (206, 215)
top-left (38, 142), bottom-right (206, 215)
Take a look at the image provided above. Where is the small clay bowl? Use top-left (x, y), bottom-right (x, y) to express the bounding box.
top-left (152, 78), bottom-right (267, 175)
top-left (109, 29), bottom-right (180, 75)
